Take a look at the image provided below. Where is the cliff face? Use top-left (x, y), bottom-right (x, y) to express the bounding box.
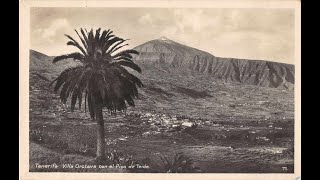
top-left (133, 37), bottom-right (294, 89)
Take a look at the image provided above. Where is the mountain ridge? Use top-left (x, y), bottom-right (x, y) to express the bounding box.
top-left (132, 37), bottom-right (294, 89)
top-left (29, 37), bottom-right (294, 90)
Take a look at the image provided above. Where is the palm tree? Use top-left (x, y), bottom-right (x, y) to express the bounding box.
top-left (50, 28), bottom-right (143, 161)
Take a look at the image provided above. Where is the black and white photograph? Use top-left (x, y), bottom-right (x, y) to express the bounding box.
top-left (20, 0), bottom-right (301, 179)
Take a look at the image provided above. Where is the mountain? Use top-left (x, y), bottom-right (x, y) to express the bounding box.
top-left (29, 49), bottom-right (54, 70)
top-left (29, 48), bottom-right (294, 120)
top-left (29, 36), bottom-right (295, 90)
top-left (29, 49), bottom-right (79, 81)
top-left (133, 37), bottom-right (294, 89)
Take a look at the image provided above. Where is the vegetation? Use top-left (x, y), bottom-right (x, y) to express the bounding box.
top-left (29, 27), bottom-right (294, 173)
top-left (50, 28), bottom-right (143, 161)
top-left (156, 152), bottom-right (201, 173)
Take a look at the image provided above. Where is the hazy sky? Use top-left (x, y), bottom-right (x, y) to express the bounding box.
top-left (30, 8), bottom-right (295, 64)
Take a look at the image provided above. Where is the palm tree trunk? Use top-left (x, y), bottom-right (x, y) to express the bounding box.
top-left (95, 105), bottom-right (105, 161)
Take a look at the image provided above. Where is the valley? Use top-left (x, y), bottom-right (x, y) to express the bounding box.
top-left (28, 37), bottom-right (295, 173)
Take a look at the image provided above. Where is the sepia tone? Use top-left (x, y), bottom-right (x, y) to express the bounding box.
top-left (20, 0), bottom-right (301, 180)
top-left (31, 8), bottom-right (294, 64)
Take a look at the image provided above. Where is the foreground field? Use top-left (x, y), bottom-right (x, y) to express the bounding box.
top-left (29, 64), bottom-right (294, 173)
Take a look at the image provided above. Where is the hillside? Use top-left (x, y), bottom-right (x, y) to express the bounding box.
top-left (29, 49), bottom-right (54, 71)
top-left (133, 37), bottom-right (294, 89)
top-left (29, 48), bottom-right (294, 120)
top-left (29, 49), bottom-right (80, 81)
top-left (29, 47), bottom-right (294, 173)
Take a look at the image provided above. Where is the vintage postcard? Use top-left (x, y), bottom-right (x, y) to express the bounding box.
top-left (19, 0), bottom-right (301, 179)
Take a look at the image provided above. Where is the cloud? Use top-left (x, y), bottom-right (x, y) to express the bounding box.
top-left (173, 9), bottom-right (211, 32)
top-left (164, 9), bottom-right (293, 36)
top-left (162, 26), bottom-right (178, 36)
top-left (35, 18), bottom-right (71, 42)
top-left (30, 8), bottom-right (294, 64)
top-left (160, 9), bottom-right (223, 41)
top-left (158, 8), bottom-right (294, 63)
top-left (138, 14), bottom-right (153, 25)
top-left (211, 30), bottom-right (293, 61)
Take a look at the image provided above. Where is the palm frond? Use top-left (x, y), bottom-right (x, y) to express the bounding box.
top-left (98, 29), bottom-right (109, 46)
top-left (80, 28), bottom-right (89, 46)
top-left (87, 92), bottom-right (95, 119)
top-left (65, 34), bottom-right (87, 56)
top-left (78, 89), bottom-right (83, 109)
top-left (59, 67), bottom-right (84, 104)
top-left (112, 49), bottom-right (139, 59)
top-left (49, 67), bottom-right (73, 87)
top-left (95, 28), bottom-right (101, 42)
top-left (101, 31), bottom-right (115, 48)
top-left (51, 66), bottom-right (83, 91)
top-left (117, 66), bottom-right (143, 87)
top-left (106, 39), bottom-right (127, 54)
top-left (75, 29), bottom-right (88, 50)
top-left (84, 90), bottom-right (88, 113)
top-left (52, 28), bottom-right (144, 117)
top-left (104, 29), bottom-right (113, 40)
top-left (52, 52), bottom-right (84, 63)
top-left (69, 68), bottom-right (92, 111)
top-left (103, 37), bottom-right (123, 53)
top-left (110, 60), bottom-right (142, 73)
top-left (110, 43), bottom-right (129, 54)
top-left (87, 29), bottom-right (95, 55)
top-left (113, 56), bottom-right (134, 62)
top-left (71, 89), bottom-right (79, 111)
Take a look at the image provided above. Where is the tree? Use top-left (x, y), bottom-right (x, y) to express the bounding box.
top-left (50, 28), bottom-right (143, 161)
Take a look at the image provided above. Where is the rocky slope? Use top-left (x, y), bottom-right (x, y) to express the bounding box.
top-left (30, 36), bottom-right (295, 90)
top-left (29, 49), bottom-right (55, 71)
top-left (29, 49), bottom-right (80, 81)
top-left (133, 37), bottom-right (294, 89)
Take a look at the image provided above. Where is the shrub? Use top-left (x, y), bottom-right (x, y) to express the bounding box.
top-left (30, 129), bottom-right (47, 144)
top-left (156, 152), bottom-right (201, 173)
top-left (29, 128), bottom-right (70, 153)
